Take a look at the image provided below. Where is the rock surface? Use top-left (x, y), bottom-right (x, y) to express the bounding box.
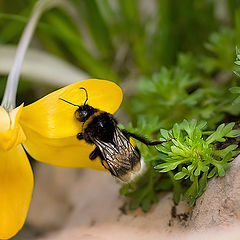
top-left (189, 154), bottom-right (240, 229)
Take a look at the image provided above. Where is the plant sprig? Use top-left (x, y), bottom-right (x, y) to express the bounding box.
top-left (155, 120), bottom-right (239, 206)
top-left (121, 119), bottom-right (240, 209)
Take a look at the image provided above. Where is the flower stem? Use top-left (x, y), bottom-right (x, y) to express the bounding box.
top-left (1, 0), bottom-right (63, 111)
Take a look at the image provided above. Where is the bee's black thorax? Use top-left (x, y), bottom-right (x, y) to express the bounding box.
top-left (75, 105), bottom-right (117, 144)
top-left (86, 112), bottom-right (116, 142)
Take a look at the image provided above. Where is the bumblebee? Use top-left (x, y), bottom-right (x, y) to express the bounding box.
top-left (60, 88), bottom-right (165, 182)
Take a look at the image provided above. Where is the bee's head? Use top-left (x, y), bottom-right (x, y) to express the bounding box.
top-left (74, 104), bottom-right (97, 122)
top-left (59, 87), bottom-right (97, 122)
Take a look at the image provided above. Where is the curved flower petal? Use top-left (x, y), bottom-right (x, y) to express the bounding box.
top-left (0, 145), bottom-right (33, 239)
top-left (23, 126), bottom-right (105, 170)
top-left (20, 79), bottom-right (123, 139)
top-left (0, 104), bottom-right (26, 151)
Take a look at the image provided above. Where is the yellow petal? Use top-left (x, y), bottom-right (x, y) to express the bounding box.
top-left (20, 79), bottom-right (123, 139)
top-left (23, 126), bottom-right (105, 170)
top-left (0, 107), bottom-right (10, 133)
top-left (0, 145), bottom-right (33, 239)
top-left (0, 104), bottom-right (26, 151)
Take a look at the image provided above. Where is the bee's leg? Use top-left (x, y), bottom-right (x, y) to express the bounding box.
top-left (90, 150), bottom-right (113, 175)
top-left (89, 147), bottom-right (104, 160)
top-left (89, 148), bottom-right (113, 174)
top-left (89, 147), bottom-right (99, 160)
top-left (76, 132), bottom-right (83, 140)
top-left (122, 130), bottom-right (169, 146)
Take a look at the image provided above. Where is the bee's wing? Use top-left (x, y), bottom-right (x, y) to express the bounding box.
top-left (93, 127), bottom-right (141, 182)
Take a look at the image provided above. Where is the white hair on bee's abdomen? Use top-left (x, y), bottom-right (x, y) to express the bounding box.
top-left (115, 157), bottom-right (147, 184)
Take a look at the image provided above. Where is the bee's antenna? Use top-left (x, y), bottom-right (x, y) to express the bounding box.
top-left (80, 87), bottom-right (88, 105)
top-left (59, 98), bottom-right (80, 107)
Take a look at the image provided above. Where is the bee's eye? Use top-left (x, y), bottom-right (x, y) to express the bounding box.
top-left (75, 109), bottom-right (89, 122)
top-left (81, 110), bottom-right (88, 117)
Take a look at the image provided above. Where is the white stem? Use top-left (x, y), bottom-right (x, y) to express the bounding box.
top-left (1, 0), bottom-right (62, 111)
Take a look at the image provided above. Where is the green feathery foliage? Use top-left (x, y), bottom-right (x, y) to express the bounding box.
top-left (121, 119), bottom-right (240, 209)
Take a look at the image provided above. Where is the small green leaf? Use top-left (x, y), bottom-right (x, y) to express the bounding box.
top-left (230, 87), bottom-right (240, 94)
top-left (174, 171), bottom-right (187, 180)
top-left (226, 129), bottom-right (240, 138)
top-left (183, 177), bottom-right (198, 202)
top-left (182, 119), bottom-right (190, 133)
top-left (129, 199), bottom-right (140, 210)
top-left (171, 146), bottom-right (185, 155)
top-left (155, 178), bottom-right (172, 190)
top-left (215, 164), bottom-right (226, 177)
top-left (193, 127), bottom-right (202, 139)
top-left (187, 164), bottom-right (195, 172)
top-left (233, 96), bottom-right (240, 104)
top-left (183, 119), bottom-right (196, 139)
top-left (173, 123), bottom-right (181, 138)
top-left (223, 122), bottom-right (235, 134)
top-left (141, 197), bottom-right (152, 212)
top-left (208, 167), bottom-right (217, 178)
top-left (198, 172), bottom-right (208, 196)
top-left (197, 120), bottom-right (207, 130)
top-left (233, 70), bottom-right (240, 77)
top-left (155, 161), bottom-right (182, 172)
top-left (194, 166), bottom-right (201, 176)
top-left (206, 123), bottom-right (236, 144)
top-left (160, 129), bottom-right (170, 139)
top-left (214, 145), bottom-right (238, 158)
top-left (201, 165), bottom-right (209, 172)
top-left (173, 189), bottom-right (181, 204)
top-left (120, 184), bottom-right (131, 195)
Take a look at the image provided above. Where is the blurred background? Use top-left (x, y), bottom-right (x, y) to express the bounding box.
top-left (1, 0), bottom-right (240, 128)
top-left (0, 0), bottom-right (240, 239)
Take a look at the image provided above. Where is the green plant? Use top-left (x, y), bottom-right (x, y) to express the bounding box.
top-left (120, 18), bottom-right (240, 211)
top-left (121, 119), bottom-right (240, 209)
top-left (126, 64), bottom-right (240, 130)
top-left (156, 120), bottom-right (240, 206)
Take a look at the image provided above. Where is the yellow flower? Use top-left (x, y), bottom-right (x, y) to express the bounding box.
top-left (20, 79), bottom-right (123, 169)
top-left (0, 79), bottom-right (122, 239)
top-left (0, 104), bottom-right (33, 239)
